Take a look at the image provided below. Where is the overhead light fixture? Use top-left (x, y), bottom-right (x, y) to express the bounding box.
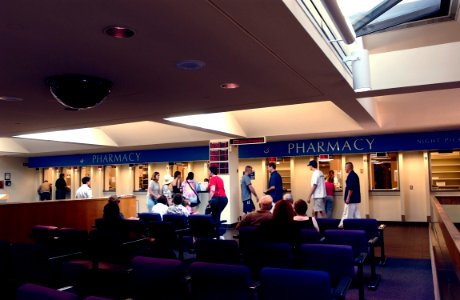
top-left (344, 49), bottom-right (371, 92)
top-left (104, 26), bottom-right (135, 39)
top-left (320, 0), bottom-right (356, 44)
top-left (0, 96), bottom-right (23, 102)
top-left (220, 82), bottom-right (240, 89)
top-left (176, 60), bottom-right (206, 71)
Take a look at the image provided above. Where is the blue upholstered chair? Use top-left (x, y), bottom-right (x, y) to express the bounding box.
top-left (297, 243), bottom-right (363, 300)
top-left (343, 218), bottom-right (387, 265)
top-left (188, 214), bottom-right (226, 239)
top-left (324, 229), bottom-right (380, 291)
top-left (16, 283), bottom-right (79, 300)
top-left (260, 267), bottom-right (332, 300)
top-left (195, 238), bottom-right (240, 264)
top-left (129, 256), bottom-right (188, 300)
top-left (242, 242), bottom-right (293, 279)
top-left (137, 212), bottom-right (162, 223)
top-left (189, 261), bottom-right (255, 300)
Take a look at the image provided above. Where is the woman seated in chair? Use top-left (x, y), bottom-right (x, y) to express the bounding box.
top-left (293, 199), bottom-right (320, 233)
top-left (257, 199), bottom-right (298, 244)
top-left (103, 195), bottom-right (124, 221)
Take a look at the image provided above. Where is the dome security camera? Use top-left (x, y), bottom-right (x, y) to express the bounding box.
top-left (45, 75), bottom-right (112, 110)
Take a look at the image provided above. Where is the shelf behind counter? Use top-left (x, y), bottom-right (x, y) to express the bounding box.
top-left (0, 195), bottom-right (136, 243)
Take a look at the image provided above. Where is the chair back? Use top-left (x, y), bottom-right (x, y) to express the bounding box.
top-left (195, 239), bottom-right (240, 264)
top-left (137, 212), bottom-right (162, 223)
top-left (260, 267), bottom-right (331, 300)
top-left (243, 242), bottom-right (293, 279)
top-left (298, 244), bottom-right (355, 284)
top-left (11, 243), bottom-right (53, 286)
top-left (163, 214), bottom-right (189, 230)
top-left (189, 261), bottom-right (254, 300)
top-left (188, 214), bottom-right (225, 239)
top-left (238, 226), bottom-right (259, 252)
top-left (324, 229), bottom-right (368, 258)
top-left (343, 218), bottom-right (379, 241)
top-left (30, 225), bottom-right (59, 244)
top-left (56, 228), bottom-right (89, 254)
top-left (16, 283), bottom-right (79, 300)
top-left (316, 219), bottom-right (341, 234)
top-left (130, 256), bottom-right (187, 300)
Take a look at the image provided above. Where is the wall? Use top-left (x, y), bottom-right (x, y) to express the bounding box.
top-left (0, 157), bottom-right (36, 203)
top-left (25, 150), bottom-right (448, 222)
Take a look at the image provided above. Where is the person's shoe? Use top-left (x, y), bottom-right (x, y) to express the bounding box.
top-left (338, 224), bottom-right (343, 229)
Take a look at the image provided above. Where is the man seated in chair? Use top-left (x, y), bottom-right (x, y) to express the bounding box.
top-left (236, 195), bottom-right (273, 230)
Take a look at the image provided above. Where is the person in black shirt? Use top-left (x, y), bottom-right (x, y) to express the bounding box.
top-left (55, 173), bottom-right (67, 200)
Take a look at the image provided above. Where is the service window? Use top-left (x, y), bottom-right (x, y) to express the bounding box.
top-left (317, 155), bottom-right (343, 191)
top-left (80, 166), bottom-right (90, 181)
top-left (369, 153), bottom-right (399, 190)
top-left (134, 164), bottom-right (148, 192)
top-left (104, 165), bottom-right (117, 192)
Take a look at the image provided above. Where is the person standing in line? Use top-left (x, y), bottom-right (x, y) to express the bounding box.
top-left (264, 162), bottom-right (283, 203)
top-left (162, 174), bottom-right (173, 203)
top-left (182, 171), bottom-right (200, 213)
top-left (324, 173), bottom-right (335, 218)
top-left (338, 162), bottom-right (361, 228)
top-left (55, 173), bottom-right (67, 200)
top-left (208, 166), bottom-right (228, 224)
top-left (306, 160), bottom-right (327, 218)
top-left (241, 165), bottom-right (259, 215)
top-left (171, 171), bottom-right (182, 196)
top-left (75, 176), bottom-right (92, 199)
top-left (37, 180), bottom-right (52, 201)
top-left (146, 172), bottom-right (161, 212)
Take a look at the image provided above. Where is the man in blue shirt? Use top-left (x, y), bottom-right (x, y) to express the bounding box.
top-left (264, 162), bottom-right (283, 203)
top-left (339, 162), bottom-right (361, 228)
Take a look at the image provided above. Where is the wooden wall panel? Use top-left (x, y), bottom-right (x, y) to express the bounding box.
top-left (0, 196), bottom-right (136, 243)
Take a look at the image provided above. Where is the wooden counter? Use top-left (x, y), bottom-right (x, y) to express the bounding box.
top-left (0, 196), bottom-right (136, 243)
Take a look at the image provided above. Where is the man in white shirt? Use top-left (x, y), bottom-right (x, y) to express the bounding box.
top-left (306, 160), bottom-right (326, 218)
top-left (75, 176), bottom-right (93, 199)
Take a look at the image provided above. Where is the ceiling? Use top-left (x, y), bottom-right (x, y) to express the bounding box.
top-left (1, 0), bottom-right (460, 157)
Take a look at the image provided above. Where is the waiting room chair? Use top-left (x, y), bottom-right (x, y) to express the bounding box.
top-left (343, 218), bottom-right (387, 265)
top-left (30, 225), bottom-right (59, 245)
top-left (316, 218), bottom-right (341, 235)
top-left (188, 214), bottom-right (226, 240)
top-left (189, 261), bottom-right (255, 300)
top-left (325, 229), bottom-right (381, 290)
top-left (137, 212), bottom-right (162, 223)
top-left (129, 256), bottom-right (188, 300)
top-left (242, 242), bottom-right (293, 279)
top-left (195, 239), bottom-right (240, 264)
top-left (297, 243), bottom-right (363, 300)
top-left (16, 283), bottom-right (79, 300)
top-left (259, 267), bottom-right (332, 300)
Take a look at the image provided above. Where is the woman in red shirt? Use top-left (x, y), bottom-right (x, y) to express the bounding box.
top-left (208, 166), bottom-right (228, 223)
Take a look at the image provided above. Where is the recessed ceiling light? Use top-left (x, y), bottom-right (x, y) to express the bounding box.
top-left (104, 26), bottom-right (135, 39)
top-left (176, 60), bottom-right (206, 71)
top-left (0, 96), bottom-right (23, 102)
top-left (220, 83), bottom-right (240, 89)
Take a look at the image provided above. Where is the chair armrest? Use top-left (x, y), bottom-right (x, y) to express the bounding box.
top-left (220, 220), bottom-right (227, 224)
top-left (48, 251), bottom-right (83, 261)
top-left (249, 280), bottom-right (261, 291)
top-left (355, 252), bottom-right (367, 265)
top-left (332, 276), bottom-right (352, 299)
top-left (175, 228), bottom-right (191, 234)
top-left (121, 237), bottom-right (149, 246)
top-left (368, 236), bottom-right (379, 245)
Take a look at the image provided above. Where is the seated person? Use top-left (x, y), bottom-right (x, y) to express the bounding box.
top-left (236, 195), bottom-right (273, 230)
top-left (152, 195), bottom-right (169, 219)
top-left (257, 199), bottom-right (298, 244)
top-left (166, 194), bottom-right (190, 217)
top-left (283, 193), bottom-right (294, 207)
top-left (293, 199), bottom-right (320, 232)
top-left (103, 195), bottom-right (124, 220)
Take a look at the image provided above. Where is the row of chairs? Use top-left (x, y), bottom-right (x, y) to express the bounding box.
top-left (15, 258), bottom-right (335, 300)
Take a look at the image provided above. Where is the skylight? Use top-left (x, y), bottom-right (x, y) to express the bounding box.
top-left (14, 128), bottom-right (118, 146)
